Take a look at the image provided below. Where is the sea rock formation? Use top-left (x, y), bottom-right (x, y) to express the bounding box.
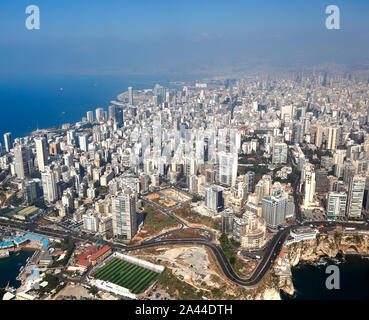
top-left (277, 232), bottom-right (369, 298)
top-left (288, 233), bottom-right (369, 267)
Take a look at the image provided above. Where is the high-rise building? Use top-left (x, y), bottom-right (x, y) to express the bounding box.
top-left (327, 126), bottom-right (341, 151)
top-left (112, 189), bottom-right (137, 240)
top-left (205, 185), bottom-right (224, 212)
top-left (87, 111), bottom-right (94, 123)
top-left (261, 175), bottom-right (272, 197)
top-left (303, 164), bottom-right (316, 207)
top-left (78, 134), bottom-right (89, 152)
top-left (327, 192), bottom-right (347, 218)
top-left (272, 142), bottom-right (288, 164)
top-left (41, 168), bottom-right (58, 203)
top-left (83, 211), bottom-right (99, 232)
top-left (311, 124), bottom-right (323, 148)
top-left (333, 149), bottom-right (346, 165)
top-left (35, 136), bottom-right (48, 172)
top-left (139, 174), bottom-right (150, 193)
top-left (343, 162), bottom-right (356, 184)
top-left (3, 132), bottom-right (12, 153)
top-left (232, 215), bottom-right (248, 243)
top-left (95, 107), bottom-right (105, 121)
top-left (14, 145), bottom-right (33, 179)
top-left (24, 180), bottom-right (38, 204)
top-left (363, 177), bottom-right (369, 212)
top-left (185, 156), bottom-right (196, 177)
top-left (292, 122), bottom-right (304, 144)
top-left (245, 171), bottom-right (255, 194)
top-left (346, 175), bottom-right (365, 218)
top-left (221, 209), bottom-right (234, 234)
top-left (315, 169), bottom-right (329, 194)
top-left (49, 142), bottom-right (60, 156)
top-left (109, 105), bottom-right (124, 125)
top-left (67, 130), bottom-right (76, 145)
top-left (128, 87), bottom-right (134, 105)
top-left (216, 152), bottom-right (238, 187)
top-left (204, 168), bottom-right (216, 184)
top-left (240, 213), bottom-right (267, 249)
top-left (281, 105), bottom-right (293, 121)
top-left (189, 175), bottom-right (198, 194)
top-left (254, 180), bottom-right (265, 204)
top-left (63, 153), bottom-right (73, 167)
top-left (261, 193), bottom-right (287, 228)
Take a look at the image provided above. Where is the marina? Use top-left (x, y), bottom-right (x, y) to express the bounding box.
top-left (0, 231), bottom-right (52, 299)
top-left (0, 249), bottom-right (36, 300)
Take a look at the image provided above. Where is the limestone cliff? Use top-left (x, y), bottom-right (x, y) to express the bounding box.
top-left (288, 233), bottom-right (369, 267)
top-left (275, 232), bottom-right (369, 298)
top-left (278, 276), bottom-right (295, 296)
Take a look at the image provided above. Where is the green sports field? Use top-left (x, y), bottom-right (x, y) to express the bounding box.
top-left (91, 258), bottom-right (160, 294)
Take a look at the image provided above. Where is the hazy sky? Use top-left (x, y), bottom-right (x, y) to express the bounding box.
top-left (1, 0), bottom-right (369, 75)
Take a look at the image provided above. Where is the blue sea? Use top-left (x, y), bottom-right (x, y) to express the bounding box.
top-left (281, 254), bottom-right (369, 300)
top-left (0, 249), bottom-right (35, 299)
top-left (0, 74), bottom-right (198, 140)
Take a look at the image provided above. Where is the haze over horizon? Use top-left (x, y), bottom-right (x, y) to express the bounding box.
top-left (1, 0), bottom-right (369, 76)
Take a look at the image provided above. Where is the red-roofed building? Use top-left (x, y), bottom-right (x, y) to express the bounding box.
top-left (76, 258), bottom-right (90, 270)
top-left (73, 245), bottom-right (112, 273)
top-left (89, 245), bottom-right (112, 266)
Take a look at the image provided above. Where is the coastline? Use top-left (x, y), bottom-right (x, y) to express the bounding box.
top-left (277, 232), bottom-right (369, 299)
top-left (0, 74), bottom-right (178, 140)
top-left (0, 248), bottom-right (36, 299)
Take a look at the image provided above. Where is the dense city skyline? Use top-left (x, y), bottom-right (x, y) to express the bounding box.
top-left (1, 0), bottom-right (369, 305)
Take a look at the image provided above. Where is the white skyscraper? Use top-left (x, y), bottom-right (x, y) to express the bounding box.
top-left (303, 164), bottom-right (316, 207)
top-left (346, 175), bottom-right (365, 218)
top-left (87, 111), bottom-right (94, 123)
top-left (216, 152), bottom-right (238, 187)
top-left (327, 126), bottom-right (340, 151)
top-left (14, 145), bottom-right (33, 179)
top-left (63, 153), bottom-right (73, 167)
top-left (83, 211), bottom-right (99, 232)
top-left (112, 189), bottom-right (137, 240)
top-left (327, 192), bottom-right (347, 218)
top-left (35, 136), bottom-right (48, 172)
top-left (78, 134), bottom-right (89, 152)
top-left (41, 168), bottom-right (58, 203)
top-left (67, 130), bottom-right (76, 145)
top-left (3, 132), bottom-right (12, 153)
top-left (128, 86), bottom-right (134, 105)
top-left (95, 107), bottom-right (105, 121)
top-left (262, 193), bottom-right (288, 228)
top-left (272, 142), bottom-right (288, 164)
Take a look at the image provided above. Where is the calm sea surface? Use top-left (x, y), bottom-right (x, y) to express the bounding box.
top-left (0, 249), bottom-right (35, 299)
top-left (0, 74), bottom-right (199, 140)
top-left (281, 254), bottom-right (369, 300)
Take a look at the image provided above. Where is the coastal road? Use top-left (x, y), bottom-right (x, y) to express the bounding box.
top-left (0, 219), bottom-right (290, 288)
top-left (2, 214), bottom-right (367, 288)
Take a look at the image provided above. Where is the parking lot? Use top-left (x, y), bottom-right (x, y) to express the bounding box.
top-left (143, 285), bottom-right (175, 300)
top-left (301, 208), bottom-right (327, 222)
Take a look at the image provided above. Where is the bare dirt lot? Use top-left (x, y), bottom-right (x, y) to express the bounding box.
top-left (145, 193), bottom-right (161, 200)
top-left (55, 283), bottom-right (92, 300)
top-left (172, 204), bottom-right (220, 231)
top-left (161, 188), bottom-right (191, 202)
top-left (131, 204), bottom-right (180, 244)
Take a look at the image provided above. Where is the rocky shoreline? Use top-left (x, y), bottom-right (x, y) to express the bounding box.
top-left (276, 232), bottom-right (369, 298)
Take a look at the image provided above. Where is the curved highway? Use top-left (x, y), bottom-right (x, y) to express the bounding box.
top-left (121, 227), bottom-right (292, 288)
top-left (0, 219), bottom-right (290, 288)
